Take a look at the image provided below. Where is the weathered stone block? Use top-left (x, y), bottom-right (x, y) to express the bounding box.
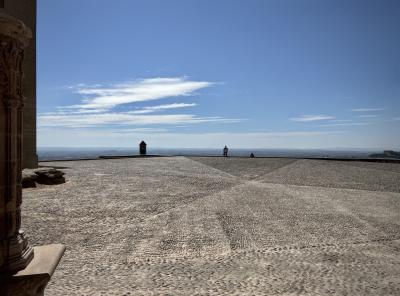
top-left (22, 171), bottom-right (37, 188)
top-left (0, 244), bottom-right (65, 296)
top-left (34, 168), bottom-right (65, 185)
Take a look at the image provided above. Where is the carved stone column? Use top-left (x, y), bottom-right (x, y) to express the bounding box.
top-left (0, 10), bottom-right (33, 274)
top-left (0, 10), bottom-right (65, 296)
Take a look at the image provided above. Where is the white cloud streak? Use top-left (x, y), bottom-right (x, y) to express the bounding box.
top-left (38, 112), bottom-right (243, 128)
top-left (130, 103), bottom-right (197, 114)
top-left (357, 114), bottom-right (379, 118)
top-left (112, 127), bottom-right (169, 133)
top-left (69, 77), bottom-right (213, 111)
top-left (328, 119), bottom-right (354, 123)
top-left (39, 77), bottom-right (245, 128)
top-left (351, 108), bottom-right (384, 112)
top-left (318, 122), bottom-right (371, 127)
top-left (290, 115), bottom-right (335, 122)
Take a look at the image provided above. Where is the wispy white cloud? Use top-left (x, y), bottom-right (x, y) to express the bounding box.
top-left (290, 115), bottom-right (335, 122)
top-left (394, 117), bottom-right (400, 121)
top-left (357, 114), bottom-right (379, 118)
top-left (68, 77), bottom-right (213, 111)
top-left (112, 127), bottom-right (169, 133)
top-left (39, 77), bottom-right (245, 129)
top-left (57, 107), bottom-right (108, 114)
top-left (319, 116), bottom-right (380, 127)
top-left (351, 108), bottom-right (384, 112)
top-left (64, 83), bottom-right (103, 89)
top-left (318, 122), bottom-right (371, 127)
top-left (38, 112), bottom-right (243, 128)
top-left (328, 119), bottom-right (353, 123)
top-left (130, 103), bottom-right (197, 114)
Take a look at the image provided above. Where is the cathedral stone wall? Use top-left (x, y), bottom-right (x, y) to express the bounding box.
top-left (4, 0), bottom-right (37, 168)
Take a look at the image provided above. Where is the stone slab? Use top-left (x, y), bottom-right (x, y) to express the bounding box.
top-left (0, 244), bottom-right (65, 296)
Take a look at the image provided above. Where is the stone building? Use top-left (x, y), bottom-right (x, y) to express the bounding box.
top-left (1, 1), bottom-right (64, 295)
top-left (3, 0), bottom-right (37, 168)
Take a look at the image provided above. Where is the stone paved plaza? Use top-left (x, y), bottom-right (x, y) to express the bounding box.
top-left (22, 157), bottom-right (400, 295)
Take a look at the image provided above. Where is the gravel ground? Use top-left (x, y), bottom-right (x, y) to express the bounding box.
top-left (259, 159), bottom-right (400, 192)
top-left (21, 157), bottom-right (400, 295)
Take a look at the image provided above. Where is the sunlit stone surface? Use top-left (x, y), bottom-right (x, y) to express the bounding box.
top-left (22, 157), bottom-right (400, 295)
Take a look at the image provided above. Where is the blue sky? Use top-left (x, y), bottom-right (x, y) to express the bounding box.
top-left (37, 0), bottom-right (400, 149)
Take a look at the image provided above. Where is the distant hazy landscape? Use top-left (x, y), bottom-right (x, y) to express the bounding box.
top-left (38, 147), bottom-right (378, 161)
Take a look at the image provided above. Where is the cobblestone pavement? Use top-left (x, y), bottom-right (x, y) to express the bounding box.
top-left (22, 157), bottom-right (400, 295)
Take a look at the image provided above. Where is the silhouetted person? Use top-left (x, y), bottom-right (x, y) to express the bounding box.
top-left (223, 145), bottom-right (228, 157)
top-left (250, 153), bottom-right (255, 158)
top-left (139, 140), bottom-right (147, 155)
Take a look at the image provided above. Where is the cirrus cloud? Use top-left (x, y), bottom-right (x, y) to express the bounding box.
top-left (351, 108), bottom-right (384, 112)
top-left (290, 115), bottom-right (335, 122)
top-left (69, 77), bottom-right (213, 111)
top-left (39, 77), bottom-right (244, 129)
top-left (38, 112), bottom-right (243, 128)
top-left (130, 103), bottom-right (197, 114)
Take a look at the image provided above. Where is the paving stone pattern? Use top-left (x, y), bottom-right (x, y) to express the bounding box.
top-left (22, 157), bottom-right (400, 295)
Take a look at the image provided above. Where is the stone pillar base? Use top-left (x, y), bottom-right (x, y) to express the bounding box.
top-left (0, 244), bottom-right (65, 296)
top-left (1, 230), bottom-right (34, 274)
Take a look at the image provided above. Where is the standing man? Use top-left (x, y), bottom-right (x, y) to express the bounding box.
top-left (223, 145), bottom-right (229, 157)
